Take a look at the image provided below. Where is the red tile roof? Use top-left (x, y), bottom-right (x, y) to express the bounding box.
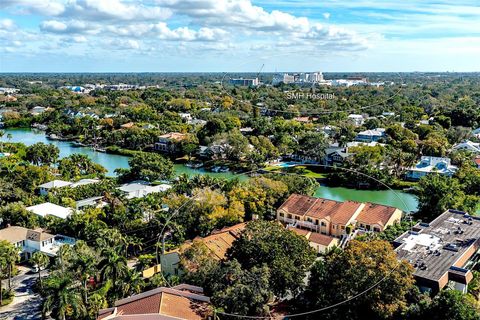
top-left (329, 201), bottom-right (363, 225)
top-left (97, 285), bottom-right (210, 320)
top-left (288, 227), bottom-right (336, 246)
top-left (308, 232), bottom-right (336, 246)
top-left (356, 203), bottom-right (398, 227)
top-left (279, 194), bottom-right (362, 225)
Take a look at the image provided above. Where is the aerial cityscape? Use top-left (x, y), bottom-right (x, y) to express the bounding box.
top-left (0, 1), bottom-right (480, 320)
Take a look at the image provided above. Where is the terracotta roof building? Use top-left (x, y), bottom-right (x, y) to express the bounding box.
top-left (97, 284), bottom-right (211, 320)
top-left (277, 194), bottom-right (402, 247)
top-left (155, 132), bottom-right (189, 154)
top-left (160, 223), bottom-right (246, 276)
top-left (289, 227), bottom-right (338, 253)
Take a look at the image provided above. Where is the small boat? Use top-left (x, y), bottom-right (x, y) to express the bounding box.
top-left (219, 167), bottom-right (230, 172)
top-left (93, 147), bottom-right (106, 153)
top-left (47, 133), bottom-right (60, 140)
top-left (186, 162), bottom-right (203, 169)
top-left (211, 166), bottom-right (221, 173)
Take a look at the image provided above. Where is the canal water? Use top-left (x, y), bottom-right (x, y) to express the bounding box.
top-left (1, 128), bottom-right (419, 211)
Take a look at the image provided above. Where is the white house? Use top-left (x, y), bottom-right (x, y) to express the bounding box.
top-left (117, 182), bottom-right (172, 199)
top-left (38, 179), bottom-right (100, 195)
top-left (452, 140), bottom-right (480, 154)
top-left (38, 180), bottom-right (72, 195)
top-left (26, 202), bottom-right (73, 220)
top-left (347, 114), bottom-right (365, 126)
top-left (0, 226), bottom-right (75, 259)
top-left (406, 156), bottom-right (458, 181)
top-left (70, 178), bottom-right (100, 188)
top-left (30, 106), bottom-right (47, 115)
top-left (355, 128), bottom-right (386, 142)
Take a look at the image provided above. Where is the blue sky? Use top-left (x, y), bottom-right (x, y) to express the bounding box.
top-left (0, 0), bottom-right (479, 72)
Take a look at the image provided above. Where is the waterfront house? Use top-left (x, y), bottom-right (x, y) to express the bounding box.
top-left (154, 132), bottom-right (188, 153)
top-left (0, 226), bottom-right (75, 259)
top-left (26, 202), bottom-right (73, 220)
top-left (452, 140), bottom-right (480, 154)
top-left (394, 210), bottom-right (480, 294)
top-left (277, 194), bottom-right (402, 251)
top-left (355, 128), bottom-right (386, 142)
top-left (406, 156), bottom-right (458, 181)
top-left (117, 181), bottom-right (171, 199)
top-left (475, 157), bottom-right (480, 169)
top-left (160, 223), bottom-right (246, 276)
top-left (97, 284), bottom-right (211, 320)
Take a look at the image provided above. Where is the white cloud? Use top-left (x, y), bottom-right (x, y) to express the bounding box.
top-left (63, 0), bottom-right (172, 21)
top-left (323, 13), bottom-right (331, 20)
top-left (0, 19), bottom-right (16, 31)
top-left (107, 23), bottom-right (228, 41)
top-left (40, 20), bottom-right (99, 34)
top-left (0, 0), bottom-right (65, 16)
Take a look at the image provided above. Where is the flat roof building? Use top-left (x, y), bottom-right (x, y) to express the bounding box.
top-left (394, 210), bottom-right (480, 294)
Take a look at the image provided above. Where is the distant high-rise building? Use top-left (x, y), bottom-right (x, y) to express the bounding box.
top-left (229, 78), bottom-right (259, 86)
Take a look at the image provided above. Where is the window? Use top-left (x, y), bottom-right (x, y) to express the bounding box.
top-left (374, 227), bottom-right (380, 232)
top-left (341, 226), bottom-right (345, 230)
top-left (279, 212), bottom-right (284, 217)
top-left (321, 221), bottom-right (326, 226)
top-left (288, 214), bottom-right (292, 219)
top-left (315, 220), bottom-right (319, 225)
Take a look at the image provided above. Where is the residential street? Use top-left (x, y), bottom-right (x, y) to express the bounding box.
top-left (0, 267), bottom-right (44, 320)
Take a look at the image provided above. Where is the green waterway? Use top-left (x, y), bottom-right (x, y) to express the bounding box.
top-left (1, 128), bottom-right (419, 212)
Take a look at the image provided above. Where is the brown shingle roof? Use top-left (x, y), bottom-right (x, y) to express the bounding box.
top-left (0, 226), bottom-right (54, 244)
top-left (182, 222), bottom-right (246, 260)
top-left (356, 203), bottom-right (398, 227)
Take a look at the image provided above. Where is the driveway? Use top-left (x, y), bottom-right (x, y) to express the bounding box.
top-left (0, 267), bottom-right (44, 320)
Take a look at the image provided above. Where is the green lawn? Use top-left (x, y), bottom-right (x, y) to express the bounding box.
top-left (263, 165), bottom-right (327, 179)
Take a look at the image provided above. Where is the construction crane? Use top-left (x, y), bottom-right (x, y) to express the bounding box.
top-left (256, 63), bottom-right (265, 81)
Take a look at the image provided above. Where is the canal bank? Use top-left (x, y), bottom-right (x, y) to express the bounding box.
top-left (1, 128), bottom-right (419, 212)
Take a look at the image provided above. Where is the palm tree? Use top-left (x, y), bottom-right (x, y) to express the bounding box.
top-left (121, 270), bottom-right (144, 297)
top-left (98, 248), bottom-right (129, 301)
top-left (5, 245), bottom-right (20, 290)
top-left (31, 251), bottom-right (49, 289)
top-left (6, 133), bottom-right (12, 143)
top-left (71, 241), bottom-right (97, 303)
top-left (42, 274), bottom-right (86, 320)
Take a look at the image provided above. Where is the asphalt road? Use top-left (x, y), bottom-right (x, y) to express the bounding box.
top-left (0, 269), bottom-right (45, 320)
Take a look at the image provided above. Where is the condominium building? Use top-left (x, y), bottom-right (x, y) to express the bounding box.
top-left (277, 194), bottom-right (402, 251)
